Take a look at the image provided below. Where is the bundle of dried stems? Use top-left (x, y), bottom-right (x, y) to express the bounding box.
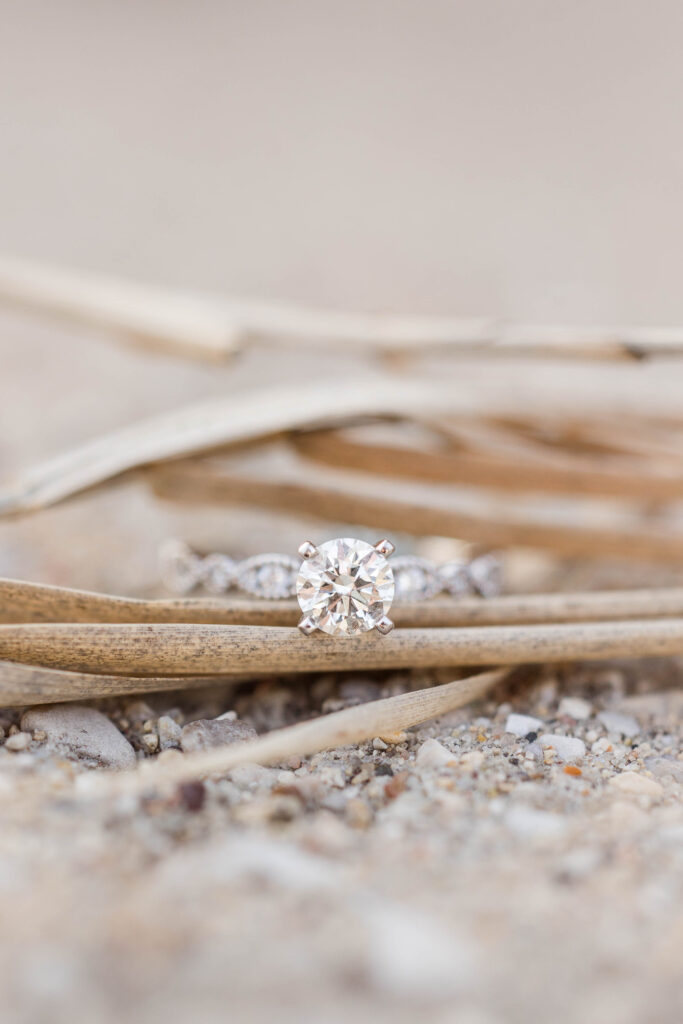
top-left (3, 575), bottom-right (683, 708)
top-left (2, 255), bottom-right (683, 777)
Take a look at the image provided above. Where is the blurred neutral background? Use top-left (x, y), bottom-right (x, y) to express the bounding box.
top-left (3, 0), bottom-right (683, 592)
top-left (2, 0), bottom-right (683, 322)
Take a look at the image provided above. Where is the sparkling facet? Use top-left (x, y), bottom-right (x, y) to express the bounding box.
top-left (296, 537), bottom-right (395, 636)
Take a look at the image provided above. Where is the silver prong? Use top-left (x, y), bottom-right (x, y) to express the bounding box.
top-left (298, 541), bottom-right (318, 560)
top-left (374, 539), bottom-right (395, 557)
top-left (298, 616), bottom-right (317, 635)
top-left (375, 615), bottom-right (395, 635)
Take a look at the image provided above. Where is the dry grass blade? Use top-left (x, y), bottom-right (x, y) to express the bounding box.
top-left (0, 660), bottom-right (241, 706)
top-left (0, 254), bottom-right (494, 356)
top-left (149, 461), bottom-right (683, 564)
top-left (0, 378), bottom-right (429, 516)
top-left (7, 255), bottom-right (683, 362)
top-left (95, 669), bottom-right (509, 794)
top-left (6, 577), bottom-right (683, 628)
top-left (294, 428), bottom-right (683, 500)
top-left (0, 254), bottom-right (242, 360)
top-left (3, 620), bottom-right (683, 681)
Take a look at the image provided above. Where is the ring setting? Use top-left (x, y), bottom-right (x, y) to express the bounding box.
top-left (296, 537), bottom-right (396, 637)
top-left (160, 538), bottom-right (501, 638)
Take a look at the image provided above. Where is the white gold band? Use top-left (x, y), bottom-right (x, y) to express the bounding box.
top-left (160, 539), bottom-right (501, 602)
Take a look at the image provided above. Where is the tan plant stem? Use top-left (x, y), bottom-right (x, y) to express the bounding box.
top-left (3, 619), bottom-right (683, 678)
top-left (0, 660), bottom-right (240, 707)
top-left (149, 462), bottom-right (683, 564)
top-left (294, 429), bottom-right (683, 500)
top-left (5, 577), bottom-right (683, 628)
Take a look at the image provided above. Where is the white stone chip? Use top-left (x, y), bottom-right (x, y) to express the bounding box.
top-left (598, 711), bottom-right (641, 737)
top-left (4, 732), bottom-right (31, 752)
top-left (539, 734), bottom-right (586, 762)
top-left (460, 750), bottom-right (485, 771)
top-left (505, 713), bottom-right (543, 737)
top-left (608, 772), bottom-right (663, 797)
top-left (558, 696), bottom-right (592, 720)
top-left (416, 738), bottom-right (455, 768)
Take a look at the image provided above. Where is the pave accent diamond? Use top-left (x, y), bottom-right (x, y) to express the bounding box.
top-left (468, 554), bottom-right (501, 598)
top-left (391, 555), bottom-right (441, 601)
top-left (296, 537), bottom-right (395, 636)
top-left (438, 559), bottom-right (472, 597)
top-left (236, 554), bottom-right (299, 599)
top-left (201, 553), bottom-right (237, 594)
top-left (159, 539), bottom-right (203, 595)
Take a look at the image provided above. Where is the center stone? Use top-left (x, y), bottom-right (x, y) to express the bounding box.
top-left (296, 537), bottom-right (395, 636)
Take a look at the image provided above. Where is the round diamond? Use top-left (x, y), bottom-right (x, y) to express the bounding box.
top-left (296, 537), bottom-right (395, 636)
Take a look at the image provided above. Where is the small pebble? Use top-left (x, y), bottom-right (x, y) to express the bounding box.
top-left (177, 781), bottom-right (206, 812)
top-left (416, 739), bottom-right (455, 768)
top-left (608, 772), bottom-right (663, 797)
top-left (372, 737), bottom-right (388, 751)
top-left (181, 717), bottom-right (257, 753)
top-left (539, 734), bottom-right (586, 762)
top-left (505, 713), bottom-right (543, 737)
top-left (5, 732), bottom-right (31, 752)
top-left (141, 733), bottom-right (159, 754)
top-left (558, 696), bottom-right (592, 720)
top-left (597, 711), bottom-right (640, 738)
top-left (460, 750), bottom-right (484, 771)
top-left (158, 716), bottom-right (182, 751)
top-left (21, 705), bottom-right (135, 769)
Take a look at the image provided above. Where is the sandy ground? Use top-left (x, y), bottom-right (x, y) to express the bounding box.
top-left (0, 664), bottom-right (681, 1024)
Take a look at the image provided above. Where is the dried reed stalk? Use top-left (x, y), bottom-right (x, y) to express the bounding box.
top-left (295, 429), bottom-right (683, 500)
top-left (0, 660), bottom-right (239, 707)
top-left (0, 378), bottom-right (427, 516)
top-left (94, 669), bottom-right (509, 794)
top-left (149, 462), bottom-right (683, 564)
top-left (5, 578), bottom-right (683, 628)
top-left (3, 619), bottom-right (683, 679)
top-left (5, 255), bottom-right (683, 362)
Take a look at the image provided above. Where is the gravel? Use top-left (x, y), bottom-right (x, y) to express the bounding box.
top-left (180, 717), bottom-right (257, 753)
top-left (20, 704), bottom-right (136, 769)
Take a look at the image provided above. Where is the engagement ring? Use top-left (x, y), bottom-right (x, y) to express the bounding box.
top-left (160, 538), bottom-right (501, 638)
